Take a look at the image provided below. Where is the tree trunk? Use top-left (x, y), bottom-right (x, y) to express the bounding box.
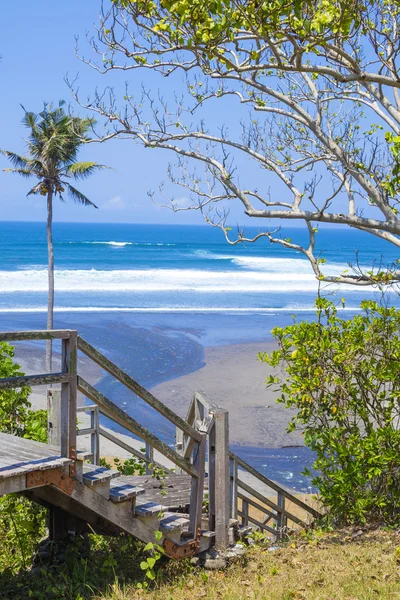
top-left (46, 190), bottom-right (54, 372)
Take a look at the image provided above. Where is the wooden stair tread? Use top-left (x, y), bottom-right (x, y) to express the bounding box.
top-left (76, 450), bottom-right (93, 462)
top-left (135, 502), bottom-right (167, 517)
top-left (109, 483), bottom-right (146, 503)
top-left (159, 512), bottom-right (190, 533)
top-left (82, 464), bottom-right (121, 486)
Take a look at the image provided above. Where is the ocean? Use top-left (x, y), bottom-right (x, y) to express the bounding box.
top-left (0, 221), bottom-right (398, 492)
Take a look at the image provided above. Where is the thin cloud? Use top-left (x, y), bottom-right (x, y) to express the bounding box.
top-left (103, 196), bottom-right (126, 210)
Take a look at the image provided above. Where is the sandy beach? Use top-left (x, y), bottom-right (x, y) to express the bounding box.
top-left (150, 341), bottom-right (303, 448)
top-left (17, 338), bottom-right (302, 452)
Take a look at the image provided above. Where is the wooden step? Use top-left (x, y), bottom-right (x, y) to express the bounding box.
top-left (135, 502), bottom-right (167, 517)
top-left (159, 512), bottom-right (190, 533)
top-left (76, 450), bottom-right (93, 462)
top-left (109, 482), bottom-right (146, 503)
top-left (82, 464), bottom-right (121, 487)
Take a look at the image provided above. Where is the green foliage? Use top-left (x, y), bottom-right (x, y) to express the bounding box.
top-left (261, 298), bottom-right (400, 525)
top-left (0, 343), bottom-right (48, 576)
top-left (0, 342), bottom-right (31, 436)
top-left (114, 0), bottom-right (367, 46)
top-left (1, 100), bottom-right (107, 208)
top-left (114, 454), bottom-right (146, 476)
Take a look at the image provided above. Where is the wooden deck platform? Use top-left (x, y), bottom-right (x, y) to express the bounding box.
top-left (0, 433), bottom-right (72, 483)
top-left (0, 433), bottom-right (192, 510)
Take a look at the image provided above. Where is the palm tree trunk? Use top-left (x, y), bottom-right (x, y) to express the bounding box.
top-left (46, 189), bottom-right (54, 372)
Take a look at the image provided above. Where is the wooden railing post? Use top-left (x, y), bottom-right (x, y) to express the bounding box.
top-left (47, 389), bottom-right (61, 446)
top-left (214, 409), bottom-right (230, 550)
top-left (208, 421), bottom-right (216, 533)
top-left (61, 332), bottom-right (77, 474)
top-left (241, 498), bottom-right (249, 526)
top-left (91, 405), bottom-right (100, 465)
top-left (277, 491), bottom-right (286, 536)
top-left (189, 434), bottom-right (207, 538)
top-left (230, 455), bottom-right (238, 520)
top-left (145, 443), bottom-right (154, 475)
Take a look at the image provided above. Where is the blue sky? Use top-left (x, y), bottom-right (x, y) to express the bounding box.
top-left (0, 1), bottom-right (220, 224)
top-left (0, 1), bottom-right (380, 230)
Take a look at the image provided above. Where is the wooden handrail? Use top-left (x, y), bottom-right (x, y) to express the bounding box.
top-left (77, 376), bottom-right (198, 478)
top-left (77, 336), bottom-right (202, 444)
top-left (231, 452), bottom-right (321, 519)
top-left (0, 330), bottom-right (72, 341)
top-left (98, 426), bottom-right (170, 472)
top-left (0, 373), bottom-right (70, 389)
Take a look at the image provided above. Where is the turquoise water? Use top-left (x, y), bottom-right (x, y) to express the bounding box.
top-left (0, 221), bottom-right (397, 491)
top-left (0, 221), bottom-right (397, 313)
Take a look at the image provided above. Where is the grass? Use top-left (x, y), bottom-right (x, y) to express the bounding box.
top-left (1, 526), bottom-right (400, 599)
top-left (97, 528), bottom-right (400, 600)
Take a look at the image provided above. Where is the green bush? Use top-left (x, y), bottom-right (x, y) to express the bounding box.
top-left (0, 342), bottom-right (47, 574)
top-left (261, 298), bottom-right (400, 526)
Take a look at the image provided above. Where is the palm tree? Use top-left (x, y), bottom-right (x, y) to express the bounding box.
top-left (2, 101), bottom-right (107, 371)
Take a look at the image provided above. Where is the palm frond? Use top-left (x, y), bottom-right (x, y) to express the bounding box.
top-left (65, 162), bottom-right (110, 180)
top-left (65, 183), bottom-right (98, 208)
top-left (27, 182), bottom-right (44, 196)
top-left (1, 150), bottom-right (30, 169)
top-left (3, 168), bottom-right (35, 179)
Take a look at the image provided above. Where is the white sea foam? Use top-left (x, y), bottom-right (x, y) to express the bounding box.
top-left (196, 251), bottom-right (350, 274)
top-left (0, 306), bottom-right (362, 314)
top-left (67, 241), bottom-right (176, 247)
top-left (0, 264), bottom-right (363, 293)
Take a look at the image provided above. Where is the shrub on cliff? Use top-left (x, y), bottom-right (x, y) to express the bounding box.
top-left (261, 298), bottom-right (400, 525)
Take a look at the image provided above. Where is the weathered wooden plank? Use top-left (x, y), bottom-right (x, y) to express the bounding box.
top-left (229, 455), bottom-right (238, 520)
top-left (99, 427), bottom-right (150, 464)
top-left (237, 479), bottom-right (309, 527)
top-left (0, 330), bottom-right (72, 341)
top-left (77, 428), bottom-right (96, 437)
top-left (0, 473), bottom-right (28, 495)
top-left (91, 405), bottom-right (100, 465)
top-left (109, 483), bottom-right (146, 503)
top-left (231, 453), bottom-right (321, 519)
top-left (78, 377), bottom-right (198, 478)
top-left (0, 433), bottom-right (61, 456)
top-left (61, 333), bottom-right (77, 464)
top-left (135, 502), bottom-right (167, 517)
top-left (214, 410), bottom-right (230, 550)
top-left (238, 479), bottom-right (283, 514)
top-left (237, 492), bottom-right (277, 523)
top-left (0, 372), bottom-right (69, 389)
top-left (0, 457), bottom-right (72, 480)
top-left (120, 474), bottom-right (192, 509)
top-left (237, 510), bottom-right (277, 536)
top-left (34, 475), bottom-right (167, 547)
top-left (48, 390), bottom-right (61, 446)
top-left (189, 434), bottom-right (206, 537)
top-left (160, 513), bottom-right (189, 533)
top-left (82, 463), bottom-right (120, 485)
top-left (77, 336), bottom-right (202, 443)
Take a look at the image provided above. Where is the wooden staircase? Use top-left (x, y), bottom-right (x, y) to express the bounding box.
top-left (0, 329), bottom-right (321, 560)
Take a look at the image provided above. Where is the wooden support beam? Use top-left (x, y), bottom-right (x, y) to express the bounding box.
top-left (78, 377), bottom-right (198, 478)
top-left (77, 336), bottom-right (202, 443)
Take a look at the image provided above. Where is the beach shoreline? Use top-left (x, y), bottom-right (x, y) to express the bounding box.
top-left (17, 337), bottom-right (301, 450)
top-left (150, 340), bottom-right (303, 448)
